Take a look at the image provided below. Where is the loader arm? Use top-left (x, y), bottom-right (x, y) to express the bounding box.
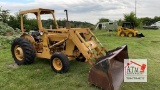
top-left (69, 28), bottom-right (108, 66)
top-left (68, 28), bottom-right (129, 90)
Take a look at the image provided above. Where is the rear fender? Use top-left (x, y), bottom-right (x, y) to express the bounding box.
top-left (21, 33), bottom-right (35, 44)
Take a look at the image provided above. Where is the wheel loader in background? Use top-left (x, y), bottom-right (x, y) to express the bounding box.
top-left (11, 8), bottom-right (129, 90)
top-left (117, 22), bottom-right (145, 37)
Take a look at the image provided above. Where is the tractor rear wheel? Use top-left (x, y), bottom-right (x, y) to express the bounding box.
top-left (50, 52), bottom-right (69, 73)
top-left (11, 38), bottom-right (35, 65)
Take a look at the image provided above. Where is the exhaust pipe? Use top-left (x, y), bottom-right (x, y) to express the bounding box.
top-left (64, 9), bottom-right (70, 29)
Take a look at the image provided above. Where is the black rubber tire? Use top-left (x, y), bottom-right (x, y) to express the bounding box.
top-left (120, 32), bottom-right (126, 37)
top-left (11, 38), bottom-right (35, 65)
top-left (128, 32), bottom-right (134, 37)
top-left (50, 52), bottom-right (69, 73)
top-left (76, 53), bottom-right (86, 62)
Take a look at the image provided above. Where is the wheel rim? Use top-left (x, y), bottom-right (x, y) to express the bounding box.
top-left (128, 33), bottom-right (132, 37)
top-left (121, 33), bottom-right (125, 37)
top-left (14, 45), bottom-right (24, 61)
top-left (53, 58), bottom-right (62, 70)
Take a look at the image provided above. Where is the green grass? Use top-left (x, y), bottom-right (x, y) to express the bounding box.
top-left (0, 29), bottom-right (160, 90)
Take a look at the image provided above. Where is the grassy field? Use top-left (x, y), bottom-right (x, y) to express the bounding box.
top-left (0, 29), bottom-right (160, 90)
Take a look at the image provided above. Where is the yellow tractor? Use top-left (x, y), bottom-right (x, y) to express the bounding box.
top-left (117, 22), bottom-right (144, 37)
top-left (11, 8), bottom-right (129, 90)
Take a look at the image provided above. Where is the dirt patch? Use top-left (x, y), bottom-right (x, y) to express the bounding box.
top-left (7, 63), bottom-right (19, 69)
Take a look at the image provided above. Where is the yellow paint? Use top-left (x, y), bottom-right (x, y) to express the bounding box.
top-left (53, 58), bottom-right (62, 70)
top-left (19, 8), bottom-right (109, 66)
top-left (117, 23), bottom-right (139, 37)
top-left (14, 45), bottom-right (24, 61)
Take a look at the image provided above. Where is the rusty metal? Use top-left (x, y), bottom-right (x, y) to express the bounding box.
top-left (88, 45), bottom-right (128, 90)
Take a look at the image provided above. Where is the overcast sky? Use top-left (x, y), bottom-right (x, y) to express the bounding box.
top-left (0, 0), bottom-right (160, 24)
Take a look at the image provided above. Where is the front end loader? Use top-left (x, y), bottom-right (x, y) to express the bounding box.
top-left (117, 22), bottom-right (145, 38)
top-left (11, 8), bottom-right (129, 90)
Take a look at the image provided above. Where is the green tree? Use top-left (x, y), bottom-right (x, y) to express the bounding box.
top-left (0, 7), bottom-right (10, 23)
top-left (139, 16), bottom-right (160, 26)
top-left (98, 18), bottom-right (110, 23)
top-left (140, 17), bottom-right (152, 26)
top-left (124, 12), bottom-right (140, 27)
top-left (118, 19), bottom-right (123, 26)
top-left (153, 16), bottom-right (160, 23)
top-left (57, 19), bottom-right (66, 28)
top-left (7, 12), bottom-right (37, 31)
top-left (7, 13), bottom-right (27, 29)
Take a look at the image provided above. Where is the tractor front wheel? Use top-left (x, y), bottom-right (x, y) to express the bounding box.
top-left (11, 38), bottom-right (35, 65)
top-left (50, 52), bottom-right (69, 73)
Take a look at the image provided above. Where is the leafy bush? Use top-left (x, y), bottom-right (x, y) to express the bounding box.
top-left (0, 35), bottom-right (20, 49)
top-left (0, 21), bottom-right (15, 35)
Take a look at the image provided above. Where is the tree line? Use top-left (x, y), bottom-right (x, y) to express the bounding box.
top-left (98, 12), bottom-right (160, 27)
top-left (0, 7), bottom-right (94, 31)
top-left (1, 7), bottom-right (160, 30)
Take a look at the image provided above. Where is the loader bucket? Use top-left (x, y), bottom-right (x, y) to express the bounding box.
top-left (88, 45), bottom-right (128, 90)
top-left (136, 33), bottom-right (145, 38)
